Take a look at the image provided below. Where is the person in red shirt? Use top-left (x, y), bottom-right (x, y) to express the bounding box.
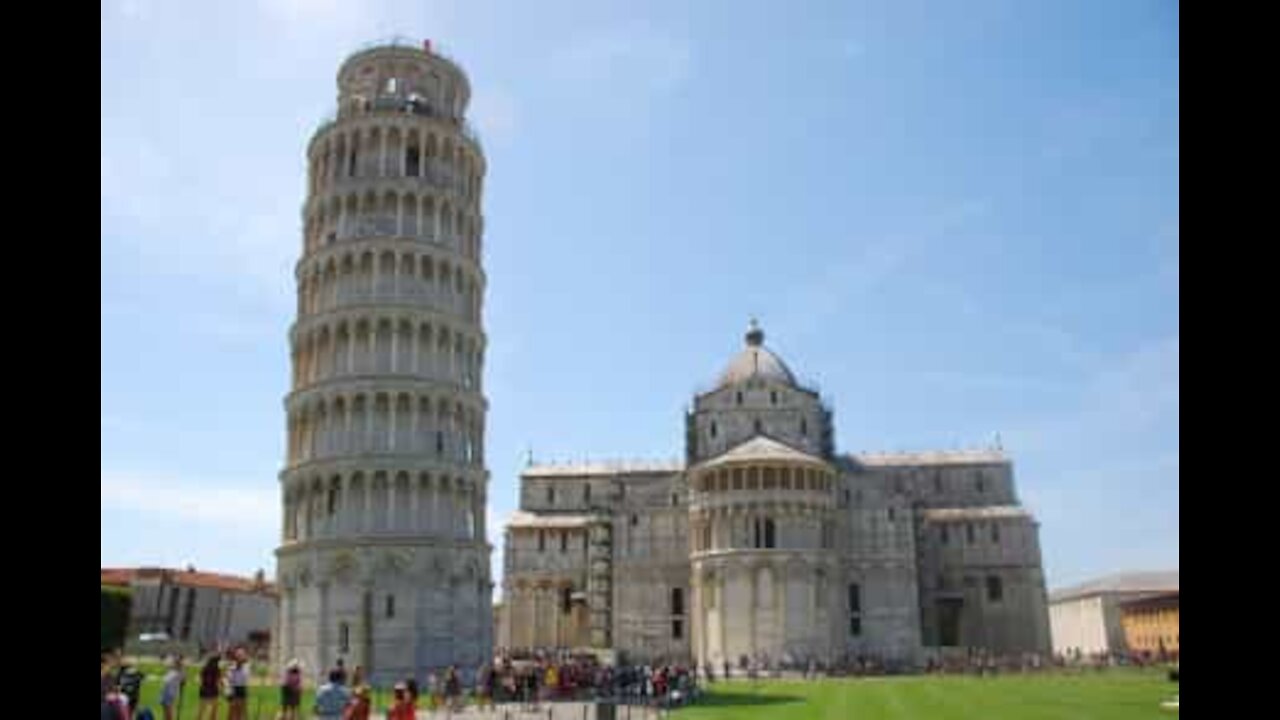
top-left (387, 683), bottom-right (415, 720)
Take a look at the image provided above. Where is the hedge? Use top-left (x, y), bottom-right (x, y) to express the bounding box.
top-left (101, 585), bottom-right (133, 654)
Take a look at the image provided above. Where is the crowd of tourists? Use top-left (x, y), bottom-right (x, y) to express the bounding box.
top-left (101, 641), bottom-right (1178, 719)
top-left (100, 647), bottom-right (254, 720)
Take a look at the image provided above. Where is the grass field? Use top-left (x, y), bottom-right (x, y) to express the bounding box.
top-left (673, 670), bottom-right (1176, 720)
top-left (120, 666), bottom-right (1176, 719)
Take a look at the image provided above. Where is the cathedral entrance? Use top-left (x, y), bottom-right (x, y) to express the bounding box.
top-left (937, 597), bottom-right (964, 647)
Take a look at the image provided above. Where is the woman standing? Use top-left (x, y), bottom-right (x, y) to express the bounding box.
top-left (279, 659), bottom-right (302, 720)
top-left (160, 656), bottom-right (185, 720)
top-left (197, 655), bottom-right (222, 720)
top-left (226, 649), bottom-right (250, 720)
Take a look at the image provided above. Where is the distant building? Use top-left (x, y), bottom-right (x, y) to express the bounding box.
top-left (1048, 571), bottom-right (1178, 656)
top-left (500, 322), bottom-right (1052, 667)
top-left (102, 566), bottom-right (277, 654)
top-left (1119, 592), bottom-right (1178, 659)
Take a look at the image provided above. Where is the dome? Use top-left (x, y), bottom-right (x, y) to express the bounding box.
top-left (716, 319), bottom-right (797, 389)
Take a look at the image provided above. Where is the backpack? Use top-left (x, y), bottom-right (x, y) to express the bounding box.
top-left (137, 709), bottom-right (156, 720)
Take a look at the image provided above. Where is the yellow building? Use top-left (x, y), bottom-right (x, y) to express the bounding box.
top-left (1119, 592), bottom-right (1178, 659)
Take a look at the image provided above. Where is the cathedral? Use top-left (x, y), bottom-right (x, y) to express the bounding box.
top-left (499, 321), bottom-right (1051, 667)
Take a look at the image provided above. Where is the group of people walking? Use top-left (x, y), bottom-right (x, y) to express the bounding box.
top-left (309, 658), bottom-right (466, 719)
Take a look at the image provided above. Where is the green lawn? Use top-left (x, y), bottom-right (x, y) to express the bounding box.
top-left (672, 670), bottom-right (1176, 720)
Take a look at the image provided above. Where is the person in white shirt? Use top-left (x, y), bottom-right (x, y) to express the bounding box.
top-left (161, 656), bottom-right (185, 720)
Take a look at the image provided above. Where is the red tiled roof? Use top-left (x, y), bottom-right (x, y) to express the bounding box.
top-left (101, 567), bottom-right (278, 596)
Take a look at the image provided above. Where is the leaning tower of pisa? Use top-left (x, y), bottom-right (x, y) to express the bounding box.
top-left (275, 40), bottom-right (491, 683)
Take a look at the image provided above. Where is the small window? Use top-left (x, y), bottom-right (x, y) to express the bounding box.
top-left (547, 486), bottom-right (555, 505)
top-left (710, 421), bottom-right (718, 438)
top-left (672, 619), bottom-right (684, 639)
top-left (800, 418), bottom-right (808, 436)
top-left (339, 622), bottom-right (350, 653)
top-left (630, 514), bottom-right (638, 526)
top-left (562, 587), bottom-right (573, 614)
top-left (538, 531), bottom-right (545, 552)
top-left (940, 526), bottom-right (949, 545)
top-left (735, 392), bottom-right (743, 406)
top-left (976, 473), bottom-right (986, 493)
top-left (671, 493), bottom-right (679, 507)
top-left (966, 524), bottom-right (975, 544)
top-left (770, 390), bottom-right (778, 405)
top-left (385, 594), bottom-right (395, 618)
top-left (671, 587), bottom-right (684, 616)
top-left (850, 616), bottom-right (862, 636)
top-left (934, 473), bottom-right (942, 493)
top-left (991, 523), bottom-right (1001, 543)
top-left (986, 575), bottom-right (1003, 602)
top-left (888, 507), bottom-right (895, 522)
top-left (754, 418), bottom-right (763, 433)
top-left (327, 487), bottom-right (339, 515)
top-left (435, 431), bottom-right (444, 455)
top-left (560, 532), bottom-right (568, 552)
top-left (584, 484), bottom-right (591, 504)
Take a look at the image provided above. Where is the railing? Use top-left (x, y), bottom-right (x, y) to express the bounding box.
top-left (311, 106), bottom-right (484, 152)
top-left (345, 35), bottom-right (469, 76)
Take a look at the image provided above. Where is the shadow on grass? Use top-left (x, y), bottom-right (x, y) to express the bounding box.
top-left (694, 690), bottom-right (804, 708)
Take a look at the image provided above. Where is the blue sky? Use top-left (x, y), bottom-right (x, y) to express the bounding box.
top-left (101, 0), bottom-right (1178, 597)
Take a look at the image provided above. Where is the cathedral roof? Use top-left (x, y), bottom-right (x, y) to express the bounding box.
top-left (506, 512), bottom-right (598, 529)
top-left (1049, 571), bottom-right (1179, 604)
top-left (521, 459), bottom-right (684, 478)
top-left (920, 506), bottom-right (1031, 521)
top-left (846, 448), bottom-right (1009, 468)
top-left (715, 319), bottom-right (798, 389)
top-left (695, 435), bottom-right (829, 470)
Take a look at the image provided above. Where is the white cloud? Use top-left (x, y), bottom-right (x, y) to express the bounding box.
top-left (101, 472), bottom-right (278, 532)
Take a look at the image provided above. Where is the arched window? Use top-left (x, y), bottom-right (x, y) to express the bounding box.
top-left (765, 518), bottom-right (776, 548)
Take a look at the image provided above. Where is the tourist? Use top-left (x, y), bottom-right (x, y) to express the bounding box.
top-left (279, 659), bottom-right (303, 720)
top-left (345, 682), bottom-right (371, 720)
top-left (405, 676), bottom-right (419, 710)
top-left (426, 669), bottom-right (440, 710)
top-left (313, 669), bottom-right (351, 720)
top-left (116, 659), bottom-right (144, 716)
top-left (475, 663), bottom-right (493, 710)
top-left (387, 683), bottom-right (415, 720)
top-left (102, 675), bottom-right (131, 720)
top-left (226, 648), bottom-right (250, 720)
top-left (197, 654), bottom-right (223, 720)
top-left (445, 665), bottom-right (462, 710)
top-left (333, 658), bottom-right (348, 686)
top-left (160, 656), bottom-right (185, 720)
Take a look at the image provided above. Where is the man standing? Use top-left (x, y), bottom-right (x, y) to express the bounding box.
top-left (313, 670), bottom-right (351, 720)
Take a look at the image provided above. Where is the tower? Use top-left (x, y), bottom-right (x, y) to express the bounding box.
top-left (275, 39), bottom-right (491, 683)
